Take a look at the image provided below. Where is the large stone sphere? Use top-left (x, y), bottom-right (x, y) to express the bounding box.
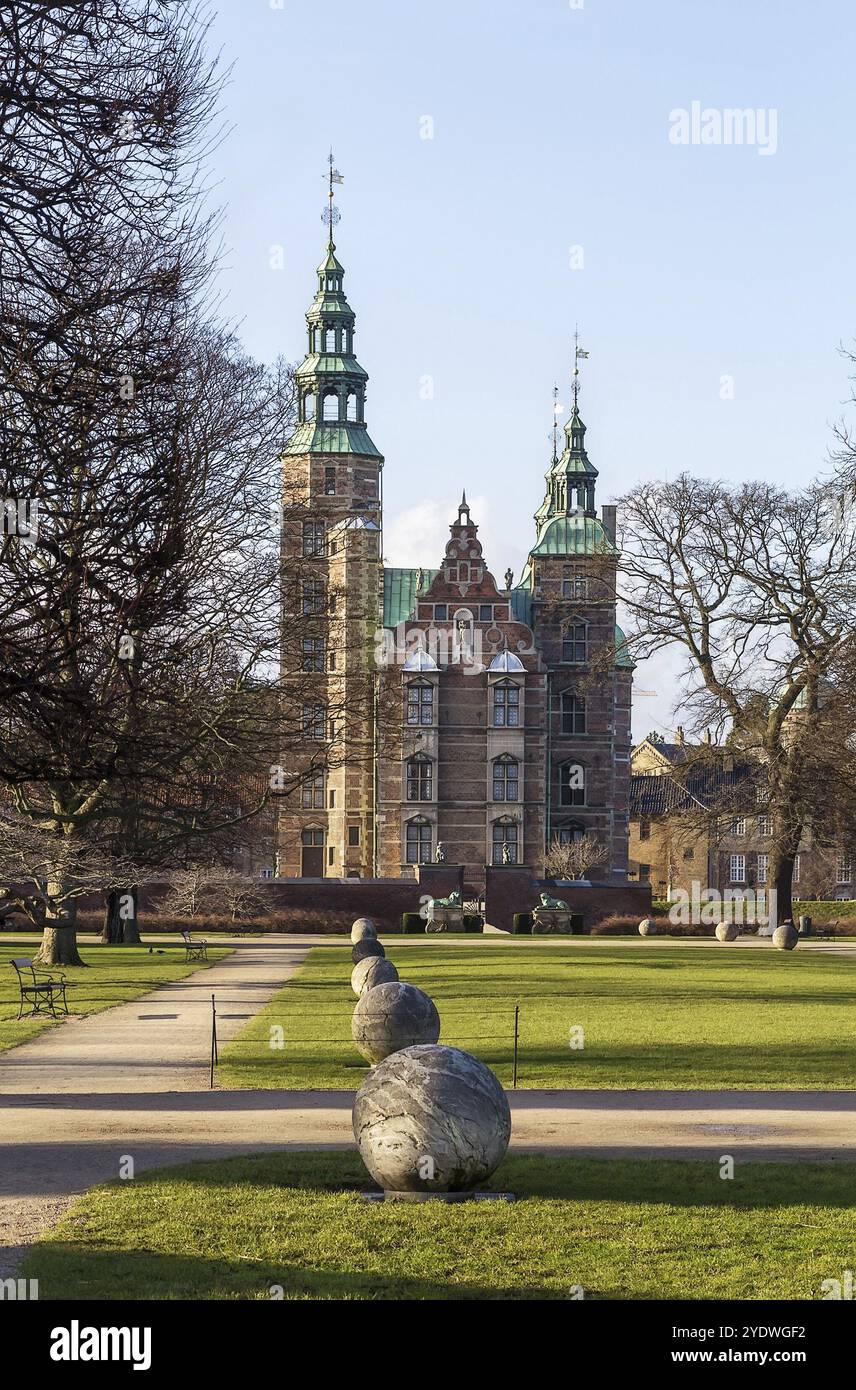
top-left (352, 937), bottom-right (385, 964)
top-left (351, 917), bottom-right (378, 944)
top-left (638, 918), bottom-right (657, 936)
top-left (351, 956), bottom-right (399, 997)
top-left (351, 981), bottom-right (440, 1063)
top-left (353, 1044), bottom-right (511, 1193)
top-left (773, 923), bottom-right (799, 951)
top-left (715, 922), bottom-right (739, 942)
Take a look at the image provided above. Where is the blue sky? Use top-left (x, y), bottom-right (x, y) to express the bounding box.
top-left (208, 0), bottom-right (856, 736)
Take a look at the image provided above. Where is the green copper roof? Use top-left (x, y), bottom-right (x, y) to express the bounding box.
top-left (383, 568), bottom-right (438, 628)
top-left (614, 623), bottom-right (634, 669)
top-left (296, 354), bottom-right (367, 379)
top-left (282, 421), bottom-right (382, 458)
top-left (530, 513), bottom-right (617, 557)
top-left (510, 586), bottom-right (533, 626)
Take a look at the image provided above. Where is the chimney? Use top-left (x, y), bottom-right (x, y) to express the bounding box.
top-left (601, 504), bottom-right (617, 544)
top-left (675, 726), bottom-right (685, 746)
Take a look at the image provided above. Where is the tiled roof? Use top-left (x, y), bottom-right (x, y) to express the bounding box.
top-left (631, 761), bottom-right (755, 816)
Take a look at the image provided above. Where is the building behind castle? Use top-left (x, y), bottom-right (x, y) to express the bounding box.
top-left (277, 224), bottom-right (634, 887)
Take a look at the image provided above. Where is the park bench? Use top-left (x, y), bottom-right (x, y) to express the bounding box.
top-left (180, 929), bottom-right (208, 961)
top-left (10, 957), bottom-right (70, 1019)
top-left (814, 919), bottom-right (837, 942)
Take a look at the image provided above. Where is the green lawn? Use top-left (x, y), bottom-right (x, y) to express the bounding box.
top-left (217, 939), bottom-right (856, 1090)
top-left (0, 938), bottom-right (229, 1054)
top-left (22, 1150), bottom-right (856, 1300)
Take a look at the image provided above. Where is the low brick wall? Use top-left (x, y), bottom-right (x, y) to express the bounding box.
top-left (484, 866), bottom-right (651, 933)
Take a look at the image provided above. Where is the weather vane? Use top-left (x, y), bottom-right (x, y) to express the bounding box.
top-left (322, 148), bottom-right (344, 243)
top-left (572, 325), bottom-right (590, 410)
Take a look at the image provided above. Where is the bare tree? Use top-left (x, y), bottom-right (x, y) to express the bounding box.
top-left (545, 831), bottom-right (605, 881)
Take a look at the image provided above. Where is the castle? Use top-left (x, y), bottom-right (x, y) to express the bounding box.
top-left (277, 216), bottom-right (634, 887)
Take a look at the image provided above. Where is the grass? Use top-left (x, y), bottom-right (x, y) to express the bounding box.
top-left (0, 937), bottom-right (229, 1054)
top-left (217, 939), bottom-right (856, 1090)
top-left (22, 1150), bottom-right (856, 1300)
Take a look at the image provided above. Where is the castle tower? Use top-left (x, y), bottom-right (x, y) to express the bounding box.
top-left (277, 171), bottom-right (383, 878)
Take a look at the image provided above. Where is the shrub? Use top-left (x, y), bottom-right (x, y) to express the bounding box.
top-left (399, 912), bottom-right (427, 933)
top-left (512, 912), bottom-right (533, 935)
top-left (462, 914), bottom-right (483, 933)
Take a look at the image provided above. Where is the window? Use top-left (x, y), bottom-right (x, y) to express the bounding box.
top-left (406, 755), bottom-right (432, 801)
top-left (492, 756), bottom-right (519, 802)
top-left (639, 863), bottom-right (651, 883)
top-left (683, 847), bottom-right (694, 861)
top-left (405, 817), bottom-right (432, 865)
top-left (322, 392), bottom-right (339, 422)
top-left (348, 826), bottom-right (361, 847)
top-left (757, 814), bottom-right (773, 837)
top-left (492, 819), bottom-right (518, 864)
top-left (324, 466), bottom-right (336, 495)
top-left (301, 771), bottom-right (324, 810)
top-left (836, 854), bottom-right (852, 885)
top-left (561, 623), bottom-right (587, 664)
top-left (328, 650), bottom-right (336, 671)
top-left (639, 817), bottom-right (651, 842)
top-left (324, 327), bottom-right (336, 352)
top-left (459, 563), bottom-right (469, 581)
top-left (302, 519), bottom-right (325, 557)
top-left (406, 682), bottom-right (434, 726)
top-left (328, 789), bottom-right (336, 808)
top-left (756, 853), bottom-right (769, 885)
top-left (327, 846), bottom-right (335, 866)
top-left (479, 604), bottom-right (492, 621)
top-left (434, 604), bottom-right (447, 621)
top-left (560, 690), bottom-right (586, 735)
top-left (301, 638), bottom-right (324, 672)
top-left (562, 571), bottom-right (589, 600)
top-left (560, 762), bottom-right (585, 807)
top-left (729, 853), bottom-right (746, 884)
top-left (302, 829), bottom-right (323, 846)
top-left (301, 578), bottom-right (326, 615)
top-left (793, 854), bottom-right (800, 884)
top-left (302, 702), bottom-right (325, 739)
top-left (492, 681), bottom-right (520, 727)
top-left (730, 818), bottom-right (746, 836)
top-left (346, 392), bottom-right (358, 421)
top-left (556, 825), bottom-right (584, 845)
top-left (303, 391), bottom-right (316, 421)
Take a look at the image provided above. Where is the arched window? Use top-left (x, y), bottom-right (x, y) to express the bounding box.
top-left (405, 816), bottom-right (432, 865)
top-left (559, 761), bottom-right (586, 807)
top-left (303, 391), bottom-right (316, 421)
top-left (492, 680), bottom-right (520, 727)
top-left (406, 754), bottom-right (433, 801)
top-left (322, 392), bottom-right (339, 422)
top-left (406, 681), bottom-right (434, 726)
top-left (324, 327), bottom-right (336, 352)
top-left (492, 755), bottom-right (519, 802)
top-left (562, 622), bottom-right (587, 664)
top-left (561, 690), bottom-right (586, 734)
top-left (492, 817), bottom-right (518, 864)
top-left (346, 391), bottom-right (358, 421)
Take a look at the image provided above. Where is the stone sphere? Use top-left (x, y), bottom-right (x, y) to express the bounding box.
top-left (351, 981), bottom-right (440, 1063)
top-left (351, 956), bottom-right (399, 997)
top-left (353, 1044), bottom-right (511, 1193)
top-left (715, 922), bottom-right (739, 942)
top-left (352, 937), bottom-right (385, 964)
top-left (638, 918), bottom-right (657, 936)
top-left (351, 917), bottom-right (378, 944)
top-left (773, 923), bottom-right (799, 951)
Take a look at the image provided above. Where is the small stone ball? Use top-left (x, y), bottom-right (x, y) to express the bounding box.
top-left (351, 917), bottom-right (378, 944)
top-left (351, 956), bottom-right (399, 997)
top-left (715, 922), bottom-right (739, 942)
top-left (353, 1044), bottom-right (511, 1192)
top-left (638, 918), bottom-right (657, 936)
top-left (352, 937), bottom-right (385, 964)
top-left (351, 981), bottom-right (440, 1064)
top-left (773, 923), bottom-right (799, 951)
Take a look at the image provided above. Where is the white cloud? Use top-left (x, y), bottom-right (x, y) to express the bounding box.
top-left (384, 494), bottom-right (490, 567)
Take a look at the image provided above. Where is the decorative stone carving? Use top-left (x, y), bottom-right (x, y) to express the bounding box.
top-left (425, 890), bottom-right (463, 932)
top-left (532, 907), bottom-right (572, 934)
top-left (351, 917), bottom-right (378, 944)
top-left (715, 923), bottom-right (739, 942)
top-left (352, 938), bottom-right (385, 964)
top-left (353, 1043), bottom-right (511, 1193)
top-left (351, 981), bottom-right (440, 1063)
top-left (638, 918), bottom-right (657, 936)
top-left (772, 923), bottom-right (799, 951)
top-left (351, 956), bottom-right (399, 997)
top-left (539, 891), bottom-right (569, 910)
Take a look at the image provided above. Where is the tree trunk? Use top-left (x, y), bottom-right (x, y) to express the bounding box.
top-left (122, 886), bottom-right (141, 944)
top-left (772, 851), bottom-right (796, 925)
top-left (101, 889), bottom-right (120, 943)
top-left (33, 868), bottom-right (86, 965)
top-left (101, 886), bottom-right (141, 944)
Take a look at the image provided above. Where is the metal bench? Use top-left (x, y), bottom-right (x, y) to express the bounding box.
top-left (180, 930), bottom-right (208, 962)
top-left (10, 957), bottom-right (70, 1019)
top-left (814, 919), bottom-right (837, 942)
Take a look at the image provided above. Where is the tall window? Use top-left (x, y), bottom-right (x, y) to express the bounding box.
top-left (301, 638), bottom-right (325, 672)
top-left (322, 392), bottom-right (339, 422)
top-left (639, 817), bottom-right (651, 841)
top-left (756, 853), bottom-right (769, 885)
top-left (729, 853), bottom-right (746, 884)
top-left (301, 578), bottom-right (326, 615)
top-left (793, 854), bottom-right (801, 884)
top-left (836, 854), bottom-right (852, 885)
top-left (324, 327), bottom-right (336, 352)
top-left (304, 391), bottom-right (316, 420)
top-left (559, 762), bottom-right (585, 807)
top-left (492, 755), bottom-right (519, 802)
top-left (562, 570), bottom-right (589, 600)
top-left (302, 519), bottom-right (325, 557)
top-left (561, 623), bottom-right (587, 664)
top-left (730, 818), bottom-right (746, 836)
top-left (405, 817), bottom-right (432, 864)
top-left (492, 681), bottom-right (520, 727)
top-left (302, 703), bottom-right (325, 739)
top-left (492, 819), bottom-right (518, 864)
top-left (406, 755), bottom-right (432, 801)
top-left (301, 771), bottom-right (324, 810)
top-left (757, 814), bottom-right (773, 837)
top-left (561, 690), bottom-right (586, 734)
top-left (346, 392), bottom-right (358, 421)
top-left (406, 682), bottom-right (434, 726)
top-left (324, 466), bottom-right (336, 495)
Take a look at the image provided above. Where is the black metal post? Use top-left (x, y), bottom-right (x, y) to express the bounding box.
top-left (209, 992), bottom-right (217, 1089)
top-left (512, 1003), bottom-right (519, 1089)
